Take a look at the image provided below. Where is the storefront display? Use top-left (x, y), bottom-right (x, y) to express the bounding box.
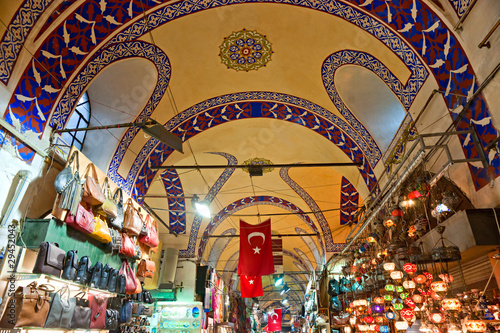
top-left (156, 301), bottom-right (203, 332)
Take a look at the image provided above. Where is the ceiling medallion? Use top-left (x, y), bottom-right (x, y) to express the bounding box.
top-left (219, 29), bottom-right (273, 72)
top-left (242, 158), bottom-right (274, 175)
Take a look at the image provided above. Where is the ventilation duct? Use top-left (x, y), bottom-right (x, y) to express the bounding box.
top-left (158, 247), bottom-right (179, 291)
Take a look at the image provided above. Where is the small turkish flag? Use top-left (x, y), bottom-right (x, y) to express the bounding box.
top-left (263, 325), bottom-right (270, 332)
top-left (238, 219), bottom-right (274, 276)
top-left (240, 275), bottom-right (263, 298)
top-left (268, 308), bottom-right (282, 331)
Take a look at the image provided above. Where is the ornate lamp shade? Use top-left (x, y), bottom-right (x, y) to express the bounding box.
top-left (350, 316), bottom-right (357, 326)
top-left (403, 263), bottom-right (417, 275)
top-left (383, 262), bottom-right (396, 272)
top-left (430, 281), bottom-right (448, 297)
top-left (413, 274), bottom-right (427, 284)
top-left (441, 298), bottom-right (461, 311)
top-left (439, 273), bottom-right (454, 283)
top-left (465, 320), bottom-right (487, 333)
top-left (364, 316), bottom-right (375, 324)
top-left (371, 304), bottom-right (385, 314)
top-left (375, 316), bottom-right (386, 324)
top-left (374, 297), bottom-right (385, 305)
top-left (384, 219), bottom-right (396, 227)
top-left (345, 327), bottom-right (352, 333)
top-left (396, 285), bottom-right (404, 293)
top-left (385, 311), bottom-right (396, 320)
top-left (384, 294), bottom-right (394, 302)
top-left (430, 291), bottom-right (444, 301)
top-left (404, 298), bottom-right (416, 308)
top-left (412, 293), bottom-right (424, 304)
top-left (358, 324), bottom-right (370, 331)
top-left (385, 283), bottom-right (395, 292)
top-left (395, 321), bottom-right (409, 331)
top-left (403, 280), bottom-right (416, 290)
top-left (379, 325), bottom-right (390, 333)
top-left (393, 301), bottom-right (404, 311)
top-left (400, 292), bottom-right (409, 300)
top-left (354, 299), bottom-right (370, 308)
top-left (400, 308), bottom-right (415, 321)
top-left (429, 312), bottom-right (446, 324)
top-left (391, 271), bottom-right (404, 281)
top-left (423, 271), bottom-right (434, 281)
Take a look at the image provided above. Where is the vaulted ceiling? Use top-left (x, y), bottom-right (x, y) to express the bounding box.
top-left (1, 0), bottom-right (498, 311)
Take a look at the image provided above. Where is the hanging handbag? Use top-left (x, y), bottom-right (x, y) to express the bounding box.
top-left (137, 258), bottom-right (155, 278)
top-left (132, 241), bottom-right (142, 260)
top-left (82, 163), bottom-right (105, 206)
top-left (128, 275), bottom-right (142, 295)
top-left (139, 215), bottom-right (159, 248)
top-left (116, 273), bottom-right (126, 294)
top-left (74, 256), bottom-right (92, 285)
top-left (89, 294), bottom-right (108, 329)
top-left (143, 307), bottom-right (153, 316)
top-left (119, 260), bottom-right (137, 294)
top-left (33, 242), bottom-right (66, 278)
top-left (120, 300), bottom-right (133, 324)
top-left (89, 214), bottom-right (112, 243)
top-left (99, 264), bottom-right (112, 290)
top-left (132, 302), bottom-right (139, 315)
top-left (120, 232), bottom-right (136, 257)
top-left (107, 268), bottom-right (118, 292)
top-left (65, 203), bottom-right (95, 234)
top-left (105, 309), bottom-right (120, 329)
top-left (55, 151), bottom-right (82, 216)
top-left (109, 187), bottom-right (124, 230)
top-left (70, 292), bottom-right (91, 329)
top-left (98, 177), bottom-right (118, 218)
top-left (143, 290), bottom-right (153, 304)
top-left (106, 227), bottom-right (122, 254)
top-left (61, 249), bottom-right (78, 280)
top-left (137, 288), bottom-right (144, 303)
top-left (0, 282), bottom-right (54, 328)
top-left (123, 198), bottom-right (142, 235)
top-left (88, 261), bottom-right (103, 288)
top-left (44, 285), bottom-right (76, 328)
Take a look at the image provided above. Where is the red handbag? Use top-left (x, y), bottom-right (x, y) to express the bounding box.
top-left (137, 258), bottom-right (156, 278)
top-left (123, 198), bottom-right (142, 235)
top-left (65, 203), bottom-right (95, 233)
top-left (82, 163), bottom-right (105, 206)
top-left (119, 260), bottom-right (137, 294)
top-left (89, 294), bottom-right (108, 329)
top-left (120, 233), bottom-right (135, 257)
top-left (139, 215), bottom-right (159, 248)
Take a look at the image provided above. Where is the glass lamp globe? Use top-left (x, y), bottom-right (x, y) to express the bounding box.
top-left (414, 274), bottom-right (427, 284)
top-left (396, 285), bottom-right (404, 293)
top-left (384, 294), bottom-right (394, 302)
top-left (363, 315), bottom-right (374, 324)
top-left (385, 283), bottom-right (395, 292)
top-left (403, 263), bottom-right (417, 275)
top-left (465, 320), bottom-right (487, 333)
top-left (391, 271), bottom-right (404, 281)
top-left (429, 312), bottom-right (445, 324)
top-left (379, 326), bottom-right (390, 333)
top-left (400, 308), bottom-right (415, 321)
top-left (374, 297), bottom-right (385, 305)
top-left (384, 262), bottom-right (396, 272)
top-left (395, 321), bottom-right (409, 331)
top-left (358, 325), bottom-right (369, 331)
top-left (385, 311), bottom-right (396, 320)
top-left (403, 280), bottom-right (416, 290)
top-left (430, 281), bottom-right (448, 294)
top-left (441, 298), bottom-right (461, 312)
top-left (412, 293), bottom-right (424, 304)
top-left (350, 316), bottom-right (357, 326)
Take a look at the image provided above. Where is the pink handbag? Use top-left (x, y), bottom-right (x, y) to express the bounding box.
top-left (139, 215), bottom-right (159, 248)
top-left (65, 203), bottom-right (95, 234)
top-left (119, 260), bottom-right (137, 294)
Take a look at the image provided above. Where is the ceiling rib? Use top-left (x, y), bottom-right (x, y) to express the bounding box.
top-left (151, 162), bottom-right (362, 170)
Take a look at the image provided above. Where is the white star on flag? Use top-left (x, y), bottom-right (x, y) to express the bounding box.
top-left (249, 279), bottom-right (254, 284)
top-left (253, 246), bottom-right (261, 254)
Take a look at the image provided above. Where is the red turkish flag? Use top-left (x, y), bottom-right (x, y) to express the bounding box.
top-left (240, 275), bottom-right (263, 298)
top-left (263, 325), bottom-right (270, 332)
top-left (268, 308), bottom-right (282, 331)
top-left (238, 219), bottom-right (274, 276)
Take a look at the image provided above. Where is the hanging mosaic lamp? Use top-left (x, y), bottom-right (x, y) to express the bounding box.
top-left (465, 320), bottom-right (487, 332)
top-left (396, 285), bottom-right (404, 293)
top-left (430, 280), bottom-right (448, 297)
top-left (363, 315), bottom-right (375, 324)
top-left (384, 294), bottom-right (394, 302)
top-left (385, 311), bottom-right (396, 320)
top-left (379, 325), bottom-right (390, 333)
top-left (373, 297), bottom-right (385, 305)
top-left (371, 304), bottom-right (385, 314)
top-left (413, 273), bottom-right (427, 285)
top-left (383, 262), bottom-right (396, 272)
top-left (429, 311), bottom-right (446, 324)
top-left (395, 321), bottom-right (409, 331)
top-left (403, 263), bottom-right (417, 275)
top-left (441, 298), bottom-right (461, 312)
top-left (438, 273), bottom-right (454, 283)
top-left (390, 271), bottom-right (404, 282)
top-left (400, 308), bottom-right (415, 322)
top-left (403, 279), bottom-right (416, 290)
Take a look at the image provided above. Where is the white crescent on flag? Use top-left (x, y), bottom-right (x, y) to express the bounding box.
top-left (248, 232), bottom-right (265, 245)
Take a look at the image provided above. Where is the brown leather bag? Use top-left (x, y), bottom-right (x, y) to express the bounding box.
top-left (32, 242), bottom-right (66, 278)
top-left (82, 163), bottom-right (105, 206)
top-left (0, 282), bottom-right (54, 328)
top-left (137, 259), bottom-right (155, 278)
top-left (123, 198), bottom-right (142, 235)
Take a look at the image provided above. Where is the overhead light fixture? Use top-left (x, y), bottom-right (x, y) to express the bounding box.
top-left (280, 283), bottom-right (290, 295)
top-left (282, 298), bottom-right (289, 305)
top-left (274, 274), bottom-right (284, 286)
top-left (141, 118), bottom-right (183, 153)
top-left (192, 194), bottom-right (211, 218)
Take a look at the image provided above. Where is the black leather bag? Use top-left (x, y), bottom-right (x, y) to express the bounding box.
top-left (88, 261), bottom-right (103, 288)
top-left (116, 274), bottom-right (126, 294)
top-left (137, 288), bottom-right (144, 303)
top-left (105, 309), bottom-right (120, 329)
top-left (44, 285), bottom-right (76, 328)
top-left (99, 264), bottom-right (111, 289)
top-left (107, 268), bottom-right (118, 292)
top-left (143, 290), bottom-right (153, 304)
top-left (119, 300), bottom-right (132, 324)
top-left (33, 242), bottom-right (66, 278)
top-left (109, 188), bottom-right (124, 230)
top-left (75, 256), bottom-right (92, 285)
top-left (61, 250), bottom-right (78, 280)
top-left (107, 297), bottom-right (122, 311)
top-left (70, 292), bottom-right (91, 329)
top-left (106, 228), bottom-right (122, 254)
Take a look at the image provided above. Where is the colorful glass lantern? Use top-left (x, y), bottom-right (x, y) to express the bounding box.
top-left (375, 316), bottom-right (386, 324)
top-left (412, 293), bottom-right (424, 304)
top-left (395, 321), bottom-right (409, 331)
top-left (430, 281), bottom-right (448, 296)
top-left (390, 271), bottom-right (404, 281)
top-left (423, 271), bottom-right (433, 281)
top-left (350, 316), bottom-right (357, 326)
top-left (383, 262), bottom-right (396, 272)
top-left (364, 316), bottom-right (374, 324)
top-left (354, 299), bottom-right (370, 308)
top-left (374, 297), bottom-right (385, 305)
top-left (379, 326), bottom-right (390, 333)
top-left (465, 320), bottom-right (487, 332)
top-left (400, 308), bottom-right (415, 321)
top-left (371, 304), bottom-right (385, 314)
top-left (438, 273), bottom-right (453, 283)
top-left (385, 311), bottom-right (396, 320)
top-left (400, 292), bottom-right (409, 300)
top-left (413, 274), bottom-right (427, 284)
top-left (403, 280), bottom-right (416, 290)
top-left (441, 298), bottom-right (461, 311)
top-left (396, 285), bottom-right (404, 293)
top-left (358, 325), bottom-right (369, 331)
top-left (384, 219), bottom-right (396, 227)
top-left (429, 312), bottom-right (446, 324)
top-left (404, 298), bottom-right (416, 308)
top-left (403, 263), bottom-right (417, 274)
top-left (384, 294), bottom-right (393, 302)
top-left (393, 301), bottom-right (404, 311)
top-left (392, 208), bottom-right (404, 217)
top-left (385, 283), bottom-right (395, 292)
top-left (408, 190), bottom-right (422, 199)
top-left (430, 291), bottom-right (443, 301)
